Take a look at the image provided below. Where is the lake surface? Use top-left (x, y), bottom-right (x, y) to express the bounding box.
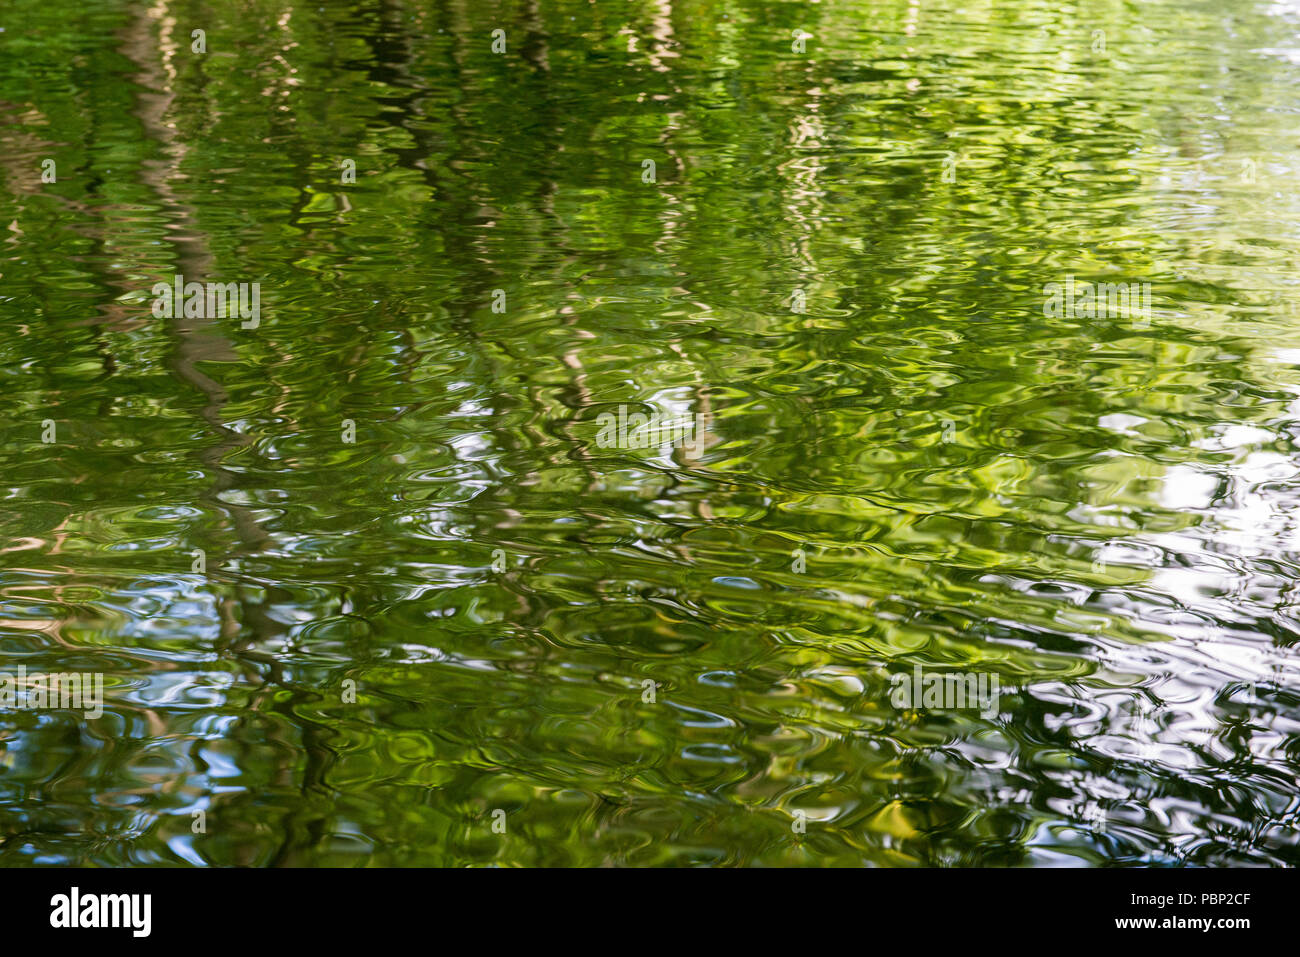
top-left (3, 0), bottom-right (1300, 866)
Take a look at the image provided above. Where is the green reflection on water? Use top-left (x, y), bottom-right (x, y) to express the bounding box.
top-left (2, 0), bottom-right (1300, 866)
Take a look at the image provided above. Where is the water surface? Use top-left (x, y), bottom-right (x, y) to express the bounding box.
top-left (3, 0), bottom-right (1300, 866)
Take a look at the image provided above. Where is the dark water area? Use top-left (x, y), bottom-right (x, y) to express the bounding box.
top-left (3, 0), bottom-right (1300, 866)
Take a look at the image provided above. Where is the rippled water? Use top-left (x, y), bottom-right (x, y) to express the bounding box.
top-left (3, 0), bottom-right (1300, 866)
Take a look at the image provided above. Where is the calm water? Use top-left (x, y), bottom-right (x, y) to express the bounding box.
top-left (3, 0), bottom-right (1300, 867)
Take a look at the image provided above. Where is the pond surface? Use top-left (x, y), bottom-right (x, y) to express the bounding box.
top-left (3, 0), bottom-right (1300, 866)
